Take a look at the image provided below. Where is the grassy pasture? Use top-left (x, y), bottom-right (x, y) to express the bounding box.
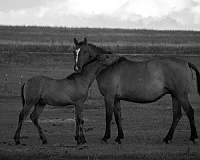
top-left (0, 26), bottom-right (200, 159)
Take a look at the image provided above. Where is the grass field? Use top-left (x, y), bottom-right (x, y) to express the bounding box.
top-left (1, 25), bottom-right (200, 54)
top-left (0, 26), bottom-right (200, 160)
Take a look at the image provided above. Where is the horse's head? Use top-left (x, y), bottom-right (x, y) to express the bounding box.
top-left (73, 38), bottom-right (94, 72)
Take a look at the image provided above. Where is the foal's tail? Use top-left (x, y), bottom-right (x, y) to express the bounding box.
top-left (21, 83), bottom-right (25, 107)
top-left (188, 62), bottom-right (200, 95)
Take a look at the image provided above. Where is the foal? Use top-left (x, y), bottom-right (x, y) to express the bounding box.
top-left (14, 55), bottom-right (108, 145)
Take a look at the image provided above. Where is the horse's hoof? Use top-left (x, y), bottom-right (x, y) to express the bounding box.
top-left (76, 136), bottom-right (86, 145)
top-left (190, 138), bottom-right (199, 144)
top-left (77, 141), bottom-right (86, 145)
top-left (74, 136), bottom-right (78, 141)
top-left (80, 137), bottom-right (87, 145)
top-left (115, 137), bottom-right (122, 144)
top-left (102, 137), bottom-right (108, 143)
top-left (118, 132), bottom-right (124, 139)
top-left (42, 140), bottom-right (47, 144)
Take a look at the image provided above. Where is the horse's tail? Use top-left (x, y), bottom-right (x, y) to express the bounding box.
top-left (21, 83), bottom-right (25, 107)
top-left (188, 62), bottom-right (200, 95)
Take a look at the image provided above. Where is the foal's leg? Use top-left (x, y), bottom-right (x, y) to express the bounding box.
top-left (179, 95), bottom-right (198, 143)
top-left (30, 103), bottom-right (47, 144)
top-left (74, 104), bottom-right (86, 145)
top-left (14, 104), bottom-right (33, 145)
top-left (102, 96), bottom-right (115, 142)
top-left (114, 99), bottom-right (124, 144)
top-left (163, 96), bottom-right (182, 144)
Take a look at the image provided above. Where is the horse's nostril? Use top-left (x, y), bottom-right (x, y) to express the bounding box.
top-left (74, 65), bottom-right (79, 72)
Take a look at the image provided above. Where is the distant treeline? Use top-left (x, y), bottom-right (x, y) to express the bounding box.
top-left (0, 25), bottom-right (200, 55)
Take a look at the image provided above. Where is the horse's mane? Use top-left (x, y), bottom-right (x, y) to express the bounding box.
top-left (88, 43), bottom-right (112, 55)
top-left (66, 58), bottom-right (98, 80)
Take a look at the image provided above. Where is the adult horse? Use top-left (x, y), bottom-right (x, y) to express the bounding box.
top-left (73, 38), bottom-right (200, 144)
top-left (14, 54), bottom-right (109, 145)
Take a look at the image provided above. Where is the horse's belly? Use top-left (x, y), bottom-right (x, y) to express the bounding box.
top-left (119, 81), bottom-right (166, 103)
top-left (120, 91), bottom-right (165, 103)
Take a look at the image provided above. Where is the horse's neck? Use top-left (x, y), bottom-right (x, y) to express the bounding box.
top-left (90, 44), bottom-right (109, 57)
top-left (81, 60), bottom-right (103, 85)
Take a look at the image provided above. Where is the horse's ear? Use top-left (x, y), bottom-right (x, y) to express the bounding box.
top-left (84, 37), bottom-right (87, 44)
top-left (74, 38), bottom-right (78, 45)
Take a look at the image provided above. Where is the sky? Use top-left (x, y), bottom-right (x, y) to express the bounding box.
top-left (0, 0), bottom-right (200, 30)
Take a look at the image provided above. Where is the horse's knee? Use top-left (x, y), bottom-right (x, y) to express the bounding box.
top-left (19, 111), bottom-right (24, 121)
top-left (183, 106), bottom-right (194, 118)
top-left (188, 107), bottom-right (194, 117)
top-left (30, 112), bottom-right (37, 123)
top-left (106, 113), bottom-right (113, 122)
top-left (19, 109), bottom-right (29, 121)
top-left (175, 110), bottom-right (182, 120)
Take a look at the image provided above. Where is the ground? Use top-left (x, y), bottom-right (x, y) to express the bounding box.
top-left (0, 94), bottom-right (200, 160)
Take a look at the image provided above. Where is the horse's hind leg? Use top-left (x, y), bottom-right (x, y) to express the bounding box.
top-left (30, 103), bottom-right (47, 144)
top-left (14, 104), bottom-right (33, 145)
top-left (179, 95), bottom-right (198, 143)
top-left (114, 99), bottom-right (124, 144)
top-left (163, 95), bottom-right (182, 144)
top-left (102, 95), bottom-right (115, 142)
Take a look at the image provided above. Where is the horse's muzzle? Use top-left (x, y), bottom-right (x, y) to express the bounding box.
top-left (74, 65), bottom-right (81, 73)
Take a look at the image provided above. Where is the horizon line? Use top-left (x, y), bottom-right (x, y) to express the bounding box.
top-left (0, 24), bottom-right (200, 33)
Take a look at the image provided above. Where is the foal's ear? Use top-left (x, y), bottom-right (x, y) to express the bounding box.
top-left (84, 37), bottom-right (87, 44)
top-left (74, 38), bottom-right (78, 45)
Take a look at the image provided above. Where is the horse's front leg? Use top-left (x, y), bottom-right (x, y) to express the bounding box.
top-left (102, 95), bottom-right (115, 143)
top-left (74, 104), bottom-right (86, 145)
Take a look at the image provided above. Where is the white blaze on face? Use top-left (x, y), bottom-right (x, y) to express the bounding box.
top-left (75, 48), bottom-right (80, 64)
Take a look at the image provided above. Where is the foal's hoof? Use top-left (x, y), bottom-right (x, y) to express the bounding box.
top-left (163, 138), bottom-right (172, 144)
top-left (14, 138), bottom-right (20, 145)
top-left (190, 138), bottom-right (199, 144)
top-left (15, 140), bottom-right (20, 145)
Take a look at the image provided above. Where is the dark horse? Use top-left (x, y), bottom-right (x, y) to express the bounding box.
top-left (14, 54), bottom-right (109, 145)
top-left (73, 38), bottom-right (200, 144)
